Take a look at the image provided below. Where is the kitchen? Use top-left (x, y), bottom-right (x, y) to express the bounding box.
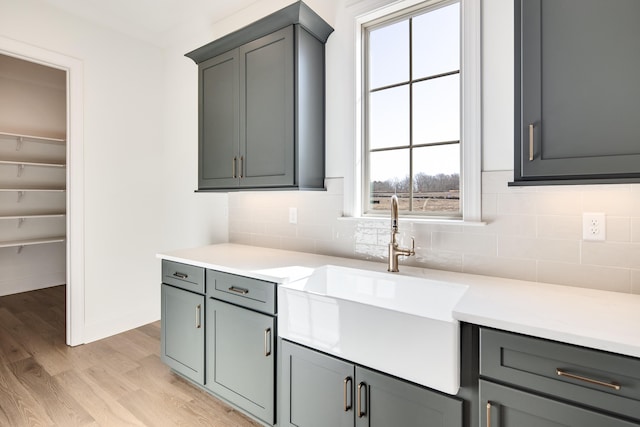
top-left (0, 0), bottom-right (639, 426)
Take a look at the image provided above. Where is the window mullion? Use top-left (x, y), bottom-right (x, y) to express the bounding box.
top-left (408, 16), bottom-right (414, 212)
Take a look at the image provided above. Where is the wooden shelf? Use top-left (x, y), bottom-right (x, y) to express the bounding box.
top-left (0, 236), bottom-right (65, 249)
top-left (0, 131), bottom-right (65, 144)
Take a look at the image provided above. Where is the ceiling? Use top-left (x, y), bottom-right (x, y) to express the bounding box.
top-left (42, 0), bottom-right (265, 47)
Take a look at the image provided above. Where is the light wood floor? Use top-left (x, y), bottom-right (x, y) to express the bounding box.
top-left (0, 285), bottom-right (261, 427)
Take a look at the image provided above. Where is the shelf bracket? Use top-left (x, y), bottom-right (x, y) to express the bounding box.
top-left (17, 245), bottom-right (24, 254)
top-left (17, 164), bottom-right (25, 178)
top-left (16, 136), bottom-right (23, 151)
top-left (18, 218), bottom-right (25, 228)
top-left (17, 191), bottom-right (25, 203)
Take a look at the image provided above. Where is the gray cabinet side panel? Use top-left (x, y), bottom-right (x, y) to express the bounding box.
top-left (239, 26), bottom-right (294, 187)
top-left (280, 340), bottom-right (354, 427)
top-left (355, 366), bottom-right (463, 427)
top-left (199, 50), bottom-right (239, 189)
top-left (295, 26), bottom-right (325, 189)
top-left (161, 284), bottom-right (205, 383)
top-left (480, 380), bottom-right (640, 427)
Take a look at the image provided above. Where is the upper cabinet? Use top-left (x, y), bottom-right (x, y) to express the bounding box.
top-left (186, 2), bottom-right (333, 191)
top-left (512, 0), bottom-right (640, 185)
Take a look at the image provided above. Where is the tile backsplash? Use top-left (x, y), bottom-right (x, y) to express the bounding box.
top-left (228, 171), bottom-right (640, 294)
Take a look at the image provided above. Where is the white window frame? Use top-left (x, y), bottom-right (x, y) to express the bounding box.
top-left (352, 0), bottom-right (481, 223)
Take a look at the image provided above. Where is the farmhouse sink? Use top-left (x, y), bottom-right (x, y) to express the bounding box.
top-left (277, 265), bottom-right (469, 395)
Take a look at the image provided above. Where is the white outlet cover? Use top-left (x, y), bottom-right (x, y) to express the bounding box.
top-left (582, 212), bottom-right (605, 241)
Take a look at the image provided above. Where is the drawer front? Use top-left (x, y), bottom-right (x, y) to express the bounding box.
top-left (480, 328), bottom-right (640, 421)
top-left (207, 269), bottom-right (276, 314)
top-left (162, 260), bottom-right (205, 294)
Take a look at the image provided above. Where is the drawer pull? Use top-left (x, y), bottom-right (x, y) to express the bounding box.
top-left (357, 382), bottom-right (366, 418)
top-left (556, 368), bottom-right (621, 391)
top-left (528, 123), bottom-right (534, 161)
top-left (264, 328), bottom-right (272, 357)
top-left (486, 402), bottom-right (492, 427)
top-left (195, 304), bottom-right (201, 329)
top-left (172, 272), bottom-right (188, 280)
top-left (343, 377), bottom-right (352, 411)
top-left (228, 286), bottom-right (249, 295)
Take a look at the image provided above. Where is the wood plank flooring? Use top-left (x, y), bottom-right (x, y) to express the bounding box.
top-left (0, 285), bottom-right (261, 426)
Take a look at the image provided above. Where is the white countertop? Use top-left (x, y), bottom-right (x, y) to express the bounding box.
top-left (158, 243), bottom-right (640, 359)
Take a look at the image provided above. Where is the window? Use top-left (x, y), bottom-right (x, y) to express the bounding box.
top-left (362, 0), bottom-right (475, 220)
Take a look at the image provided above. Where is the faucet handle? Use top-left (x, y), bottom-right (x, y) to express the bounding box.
top-left (409, 236), bottom-right (415, 254)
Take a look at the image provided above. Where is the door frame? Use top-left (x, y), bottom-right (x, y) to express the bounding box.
top-left (0, 36), bottom-right (85, 346)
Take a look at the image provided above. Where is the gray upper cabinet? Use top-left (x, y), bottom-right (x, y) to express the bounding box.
top-left (512, 0), bottom-right (640, 185)
top-left (186, 1), bottom-right (333, 191)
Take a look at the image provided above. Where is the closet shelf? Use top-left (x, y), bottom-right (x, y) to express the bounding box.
top-left (0, 131), bottom-right (65, 145)
top-left (0, 160), bottom-right (66, 168)
top-left (0, 236), bottom-right (65, 249)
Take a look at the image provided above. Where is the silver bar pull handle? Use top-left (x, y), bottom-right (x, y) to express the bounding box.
top-left (486, 402), bottom-right (492, 427)
top-left (264, 328), bottom-right (272, 356)
top-left (357, 382), bottom-right (366, 418)
top-left (173, 272), bottom-right (188, 279)
top-left (232, 157), bottom-right (237, 178)
top-left (228, 286), bottom-right (249, 295)
top-left (528, 123), bottom-right (534, 161)
top-left (556, 369), bottom-right (621, 391)
top-left (195, 304), bottom-right (201, 329)
top-left (239, 156), bottom-right (244, 179)
top-left (343, 377), bottom-right (352, 411)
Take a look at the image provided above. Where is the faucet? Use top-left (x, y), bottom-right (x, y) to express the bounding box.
top-left (388, 195), bottom-right (415, 272)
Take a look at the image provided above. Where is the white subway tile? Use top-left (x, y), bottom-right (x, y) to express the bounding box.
top-left (632, 270), bottom-right (640, 295)
top-left (581, 188), bottom-right (633, 216)
top-left (581, 241), bottom-right (640, 269)
top-left (498, 235), bottom-right (579, 263)
top-left (462, 254), bottom-right (537, 281)
top-left (535, 191), bottom-right (582, 215)
top-left (537, 215), bottom-right (581, 239)
top-left (497, 192), bottom-right (537, 215)
top-left (632, 218), bottom-right (640, 243)
top-left (432, 231), bottom-right (497, 256)
top-left (606, 217), bottom-right (631, 243)
top-left (538, 261), bottom-right (631, 293)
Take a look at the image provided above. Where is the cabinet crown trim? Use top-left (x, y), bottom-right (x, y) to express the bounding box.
top-left (185, 1), bottom-right (333, 63)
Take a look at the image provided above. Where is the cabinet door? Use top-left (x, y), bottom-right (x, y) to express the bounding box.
top-left (199, 49), bottom-right (239, 189)
top-left (515, 0), bottom-right (640, 182)
top-left (239, 26), bottom-right (294, 188)
top-left (206, 298), bottom-right (275, 424)
top-left (160, 284), bottom-right (205, 383)
top-left (280, 340), bottom-right (354, 427)
top-left (480, 380), bottom-right (640, 427)
top-left (355, 366), bottom-right (462, 427)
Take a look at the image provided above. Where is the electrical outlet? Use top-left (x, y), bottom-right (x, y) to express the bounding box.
top-left (289, 207), bottom-right (298, 224)
top-left (582, 212), bottom-right (605, 241)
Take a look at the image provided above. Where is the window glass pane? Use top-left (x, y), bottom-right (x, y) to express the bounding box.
top-left (413, 74), bottom-right (460, 145)
top-left (412, 144), bottom-right (460, 213)
top-left (412, 2), bottom-right (460, 79)
top-left (369, 149), bottom-right (409, 212)
top-left (369, 86), bottom-right (410, 150)
top-left (369, 20), bottom-right (409, 89)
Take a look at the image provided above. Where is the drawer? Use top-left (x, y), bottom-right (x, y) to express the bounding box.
top-left (206, 269), bottom-right (276, 315)
top-left (480, 328), bottom-right (640, 421)
top-left (162, 260), bottom-right (205, 294)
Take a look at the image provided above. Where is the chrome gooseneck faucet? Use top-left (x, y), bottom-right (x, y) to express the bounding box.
top-left (388, 195), bottom-right (415, 272)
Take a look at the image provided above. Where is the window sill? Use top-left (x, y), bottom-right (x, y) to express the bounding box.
top-left (337, 215), bottom-right (486, 226)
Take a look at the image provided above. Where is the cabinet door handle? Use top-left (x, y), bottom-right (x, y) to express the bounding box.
top-left (239, 156), bottom-right (244, 179)
top-left (232, 156), bottom-right (237, 178)
top-left (195, 304), bottom-right (201, 329)
top-left (528, 123), bottom-right (534, 161)
top-left (556, 368), bottom-right (621, 391)
top-left (357, 382), bottom-right (366, 418)
top-left (228, 286), bottom-right (249, 295)
top-left (343, 377), bottom-right (352, 411)
top-left (486, 402), bottom-right (491, 427)
top-left (172, 272), bottom-right (188, 279)
top-left (264, 328), bottom-right (272, 356)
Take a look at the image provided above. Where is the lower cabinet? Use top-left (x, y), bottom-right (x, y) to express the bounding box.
top-left (206, 298), bottom-right (275, 425)
top-left (160, 283), bottom-right (205, 384)
top-left (280, 340), bottom-right (463, 427)
top-left (481, 380), bottom-right (639, 427)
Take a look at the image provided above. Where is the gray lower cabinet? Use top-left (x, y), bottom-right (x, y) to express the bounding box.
top-left (280, 340), bottom-right (463, 427)
top-left (160, 283), bottom-right (205, 384)
top-left (513, 0), bottom-right (640, 184)
top-left (480, 328), bottom-right (640, 426)
top-left (206, 297), bottom-right (275, 425)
